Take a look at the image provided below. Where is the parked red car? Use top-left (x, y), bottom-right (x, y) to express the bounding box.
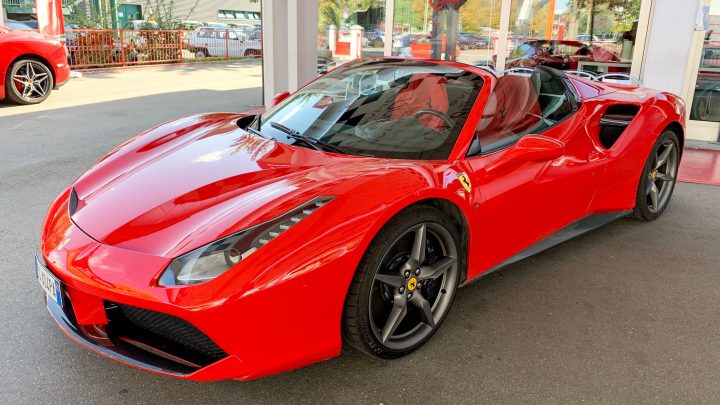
top-left (0, 25), bottom-right (70, 104)
top-left (37, 58), bottom-right (684, 381)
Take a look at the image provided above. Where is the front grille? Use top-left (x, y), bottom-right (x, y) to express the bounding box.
top-left (105, 302), bottom-right (227, 365)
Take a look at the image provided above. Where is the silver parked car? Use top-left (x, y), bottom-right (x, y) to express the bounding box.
top-left (188, 27), bottom-right (261, 58)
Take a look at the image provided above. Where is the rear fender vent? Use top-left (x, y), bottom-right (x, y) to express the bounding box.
top-left (598, 104), bottom-right (640, 149)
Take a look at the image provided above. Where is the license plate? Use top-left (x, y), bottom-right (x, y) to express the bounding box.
top-left (36, 257), bottom-right (63, 307)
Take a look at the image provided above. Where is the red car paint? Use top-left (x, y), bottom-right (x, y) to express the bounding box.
top-left (39, 59), bottom-right (685, 381)
top-left (0, 25), bottom-right (70, 101)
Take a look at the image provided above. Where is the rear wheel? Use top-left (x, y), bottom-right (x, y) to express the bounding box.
top-left (343, 206), bottom-right (461, 358)
top-left (632, 130), bottom-right (680, 221)
top-left (5, 58), bottom-right (54, 105)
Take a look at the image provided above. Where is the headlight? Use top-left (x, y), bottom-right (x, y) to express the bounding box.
top-left (158, 196), bottom-right (333, 286)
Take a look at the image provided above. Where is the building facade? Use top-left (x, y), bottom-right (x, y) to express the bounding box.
top-left (308, 0), bottom-right (719, 143)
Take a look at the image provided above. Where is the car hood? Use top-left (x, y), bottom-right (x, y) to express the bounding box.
top-left (70, 113), bottom-right (383, 257)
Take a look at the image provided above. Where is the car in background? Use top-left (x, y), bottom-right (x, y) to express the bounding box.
top-left (203, 22), bottom-right (231, 29)
top-left (4, 19), bottom-right (34, 30)
top-left (401, 34), bottom-right (461, 60)
top-left (0, 24), bottom-right (70, 104)
top-left (457, 33), bottom-right (491, 50)
top-left (502, 39), bottom-right (621, 70)
top-left (188, 27), bottom-right (261, 58)
top-left (364, 31), bottom-right (384, 48)
top-left (178, 20), bottom-right (203, 30)
top-left (576, 33), bottom-right (601, 43)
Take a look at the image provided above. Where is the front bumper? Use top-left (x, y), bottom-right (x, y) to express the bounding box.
top-left (39, 254), bottom-right (247, 381)
top-left (38, 189), bottom-right (354, 381)
top-left (44, 287), bottom-right (244, 379)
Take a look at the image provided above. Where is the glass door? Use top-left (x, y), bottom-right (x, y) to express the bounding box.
top-left (687, 0), bottom-right (720, 142)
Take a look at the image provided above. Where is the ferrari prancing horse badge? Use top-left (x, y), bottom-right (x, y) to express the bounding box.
top-left (457, 172), bottom-right (472, 193)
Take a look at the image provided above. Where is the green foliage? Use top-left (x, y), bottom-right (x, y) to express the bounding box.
top-left (568, 0), bottom-right (641, 26)
top-left (318, 0), bottom-right (385, 31)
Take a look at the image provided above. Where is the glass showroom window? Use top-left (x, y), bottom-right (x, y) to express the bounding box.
top-left (391, 0), bottom-right (502, 67)
top-left (504, 0), bottom-right (641, 74)
top-left (690, 1), bottom-right (720, 123)
top-left (317, 1), bottom-right (387, 74)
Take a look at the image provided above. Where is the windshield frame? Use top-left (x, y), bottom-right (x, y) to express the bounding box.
top-left (254, 58), bottom-right (485, 161)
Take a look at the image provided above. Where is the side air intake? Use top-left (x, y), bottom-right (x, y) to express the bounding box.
top-left (598, 105), bottom-right (640, 149)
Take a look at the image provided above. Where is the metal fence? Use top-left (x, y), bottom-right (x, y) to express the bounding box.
top-left (65, 29), bottom-right (262, 69)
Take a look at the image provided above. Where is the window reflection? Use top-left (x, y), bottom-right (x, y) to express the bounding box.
top-left (691, 1), bottom-right (720, 122)
top-left (506, 0), bottom-right (639, 74)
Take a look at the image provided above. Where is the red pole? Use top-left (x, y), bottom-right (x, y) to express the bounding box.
top-left (120, 30), bottom-right (126, 67)
top-left (226, 29), bottom-right (230, 62)
top-left (36, 0), bottom-right (65, 40)
top-left (178, 30), bottom-right (183, 63)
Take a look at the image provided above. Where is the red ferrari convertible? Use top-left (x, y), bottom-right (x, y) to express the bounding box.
top-left (38, 58), bottom-right (685, 381)
top-left (1, 24), bottom-right (70, 104)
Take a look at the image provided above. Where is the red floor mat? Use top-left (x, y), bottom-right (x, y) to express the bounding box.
top-left (678, 148), bottom-right (720, 186)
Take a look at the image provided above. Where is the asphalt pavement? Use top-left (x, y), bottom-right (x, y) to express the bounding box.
top-left (1, 62), bottom-right (720, 404)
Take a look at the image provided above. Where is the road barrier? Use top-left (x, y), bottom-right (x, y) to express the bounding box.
top-left (65, 29), bottom-right (262, 69)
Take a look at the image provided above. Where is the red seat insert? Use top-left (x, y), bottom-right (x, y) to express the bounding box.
top-left (391, 73), bottom-right (449, 130)
top-left (476, 75), bottom-right (543, 148)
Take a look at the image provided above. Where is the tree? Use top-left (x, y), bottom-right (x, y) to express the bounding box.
top-left (143, 0), bottom-right (200, 29)
top-left (568, 0), bottom-right (641, 28)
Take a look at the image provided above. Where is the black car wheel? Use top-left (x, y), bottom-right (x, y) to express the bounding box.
top-left (343, 205), bottom-right (461, 358)
top-left (5, 58), bottom-right (54, 105)
top-left (632, 130), bottom-right (680, 221)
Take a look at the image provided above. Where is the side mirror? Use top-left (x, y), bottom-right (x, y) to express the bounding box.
top-left (486, 135), bottom-right (564, 173)
top-left (272, 91), bottom-right (290, 107)
top-left (509, 134), bottom-right (565, 162)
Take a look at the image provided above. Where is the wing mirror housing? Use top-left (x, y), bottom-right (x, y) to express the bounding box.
top-left (486, 135), bottom-right (565, 173)
top-left (272, 91), bottom-right (290, 107)
top-left (509, 134), bottom-right (565, 162)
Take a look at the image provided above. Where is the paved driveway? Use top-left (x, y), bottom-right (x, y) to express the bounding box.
top-left (1, 62), bottom-right (720, 404)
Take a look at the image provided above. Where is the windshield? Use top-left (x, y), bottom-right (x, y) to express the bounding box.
top-left (510, 43), bottom-right (538, 58)
top-left (253, 59), bottom-right (483, 160)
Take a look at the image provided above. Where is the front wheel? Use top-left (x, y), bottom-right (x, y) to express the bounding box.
top-left (632, 130), bottom-right (680, 221)
top-left (343, 206), bottom-right (461, 358)
top-left (5, 58), bottom-right (54, 105)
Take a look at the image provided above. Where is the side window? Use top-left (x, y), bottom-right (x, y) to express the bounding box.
top-left (536, 69), bottom-right (575, 123)
top-left (471, 69), bottom-right (576, 155)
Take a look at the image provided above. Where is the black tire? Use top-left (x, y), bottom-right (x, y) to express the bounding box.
top-left (4, 58), bottom-right (54, 105)
top-left (632, 130), bottom-right (681, 221)
top-left (195, 48), bottom-right (208, 58)
top-left (343, 205), bottom-right (462, 358)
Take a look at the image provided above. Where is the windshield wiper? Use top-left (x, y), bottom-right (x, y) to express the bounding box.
top-left (270, 122), bottom-right (348, 154)
top-left (246, 126), bottom-right (268, 138)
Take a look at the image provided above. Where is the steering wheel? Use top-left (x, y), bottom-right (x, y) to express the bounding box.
top-left (414, 109), bottom-right (454, 129)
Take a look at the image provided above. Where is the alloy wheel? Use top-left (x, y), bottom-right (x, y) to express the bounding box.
top-left (11, 61), bottom-right (52, 103)
top-left (646, 139), bottom-right (679, 213)
top-left (368, 222), bottom-right (458, 351)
